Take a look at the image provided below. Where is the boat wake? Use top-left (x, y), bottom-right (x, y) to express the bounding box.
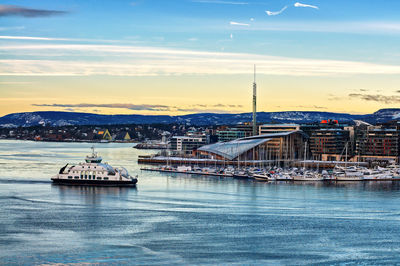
top-left (0, 179), bottom-right (52, 184)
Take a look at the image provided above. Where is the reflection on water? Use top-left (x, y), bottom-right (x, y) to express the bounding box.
top-left (54, 184), bottom-right (137, 204)
top-left (3, 140), bottom-right (400, 264)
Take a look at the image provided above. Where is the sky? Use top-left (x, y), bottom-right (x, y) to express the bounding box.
top-left (1, 0), bottom-right (400, 116)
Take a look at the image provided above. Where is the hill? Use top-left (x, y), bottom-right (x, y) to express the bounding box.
top-left (0, 109), bottom-right (399, 127)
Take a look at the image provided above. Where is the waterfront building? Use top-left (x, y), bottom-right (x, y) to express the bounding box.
top-left (259, 124), bottom-right (300, 134)
top-left (170, 135), bottom-right (206, 155)
top-left (113, 131), bottom-right (132, 141)
top-left (196, 131), bottom-right (308, 162)
top-left (355, 125), bottom-right (399, 163)
top-left (216, 122), bottom-right (256, 142)
top-left (309, 128), bottom-right (350, 161)
top-left (96, 129), bottom-right (112, 141)
top-left (217, 130), bottom-right (246, 142)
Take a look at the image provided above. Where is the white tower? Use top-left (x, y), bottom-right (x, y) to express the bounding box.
top-left (252, 65), bottom-right (257, 136)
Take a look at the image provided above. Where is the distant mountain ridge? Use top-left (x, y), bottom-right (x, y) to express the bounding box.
top-left (1, 109), bottom-right (400, 127)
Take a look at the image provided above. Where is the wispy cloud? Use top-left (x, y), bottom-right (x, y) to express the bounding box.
top-left (228, 21), bottom-right (400, 34)
top-left (3, 42), bottom-right (400, 77)
top-left (0, 26), bottom-right (25, 31)
top-left (33, 103), bottom-right (173, 111)
top-left (294, 2), bottom-right (319, 9)
top-left (291, 105), bottom-right (327, 110)
top-left (192, 0), bottom-right (248, 5)
top-left (0, 5), bottom-right (68, 17)
top-left (349, 93), bottom-right (400, 104)
top-left (32, 103), bottom-right (243, 113)
top-left (266, 6), bottom-right (287, 16)
top-left (0, 36), bottom-right (69, 41)
top-left (0, 81), bottom-right (33, 85)
top-left (230, 21), bottom-right (250, 26)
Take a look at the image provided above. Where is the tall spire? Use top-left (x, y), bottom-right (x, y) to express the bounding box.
top-left (252, 65), bottom-right (257, 136)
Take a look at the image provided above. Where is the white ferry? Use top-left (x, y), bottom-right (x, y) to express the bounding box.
top-left (51, 147), bottom-right (138, 186)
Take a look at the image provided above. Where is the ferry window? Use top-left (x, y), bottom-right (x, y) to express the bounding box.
top-left (68, 176), bottom-right (73, 179)
top-left (97, 177), bottom-right (102, 180)
top-left (87, 175), bottom-right (90, 179)
top-left (74, 176), bottom-right (79, 179)
top-left (104, 177), bottom-right (108, 180)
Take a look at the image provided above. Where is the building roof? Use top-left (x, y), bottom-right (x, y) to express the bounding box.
top-left (240, 130), bottom-right (308, 140)
top-left (172, 136), bottom-right (203, 140)
top-left (198, 138), bottom-right (270, 160)
top-left (260, 123), bottom-right (300, 127)
top-left (198, 130), bottom-right (307, 160)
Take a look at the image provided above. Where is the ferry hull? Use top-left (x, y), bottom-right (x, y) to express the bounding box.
top-left (51, 178), bottom-right (137, 186)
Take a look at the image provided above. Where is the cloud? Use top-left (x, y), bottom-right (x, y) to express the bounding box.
top-left (192, 0), bottom-right (248, 5)
top-left (291, 105), bottom-right (327, 110)
top-left (266, 6), bottom-right (287, 16)
top-left (191, 104), bottom-right (242, 108)
top-left (0, 36), bottom-right (69, 41)
top-left (3, 42), bottom-right (400, 77)
top-left (230, 21), bottom-right (250, 26)
top-left (0, 26), bottom-right (25, 31)
top-left (0, 5), bottom-right (68, 17)
top-left (294, 2), bottom-right (319, 9)
top-left (223, 21), bottom-right (400, 35)
top-left (0, 81), bottom-right (33, 85)
top-left (349, 93), bottom-right (400, 104)
top-left (33, 103), bottom-right (173, 111)
top-left (32, 103), bottom-right (244, 113)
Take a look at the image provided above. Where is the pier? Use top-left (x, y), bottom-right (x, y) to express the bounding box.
top-left (138, 156), bottom-right (368, 169)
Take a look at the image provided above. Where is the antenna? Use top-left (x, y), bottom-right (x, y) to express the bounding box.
top-left (254, 64), bottom-right (256, 84)
top-left (252, 65), bottom-right (257, 136)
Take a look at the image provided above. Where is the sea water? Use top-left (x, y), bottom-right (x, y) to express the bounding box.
top-left (1, 140), bottom-right (400, 265)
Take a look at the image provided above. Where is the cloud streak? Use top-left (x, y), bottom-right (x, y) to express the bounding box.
top-left (230, 21), bottom-right (250, 26)
top-left (192, 0), bottom-right (248, 5)
top-left (0, 36), bottom-right (69, 41)
top-left (349, 93), bottom-right (400, 104)
top-left (2, 42), bottom-right (400, 77)
top-left (0, 5), bottom-right (68, 17)
top-left (32, 103), bottom-right (243, 113)
top-left (266, 6), bottom-right (287, 16)
top-left (33, 103), bottom-right (173, 111)
top-left (291, 105), bottom-right (327, 110)
top-left (294, 2), bottom-right (319, 9)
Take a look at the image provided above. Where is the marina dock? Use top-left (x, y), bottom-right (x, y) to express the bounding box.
top-left (138, 156), bottom-right (369, 169)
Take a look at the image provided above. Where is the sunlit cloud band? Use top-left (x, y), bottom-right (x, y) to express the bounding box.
top-left (1, 42), bottom-right (400, 77)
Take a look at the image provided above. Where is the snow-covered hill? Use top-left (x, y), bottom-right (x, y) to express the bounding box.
top-left (0, 109), bottom-right (398, 127)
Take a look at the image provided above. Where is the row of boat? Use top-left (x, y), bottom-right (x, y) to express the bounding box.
top-left (141, 164), bottom-right (400, 182)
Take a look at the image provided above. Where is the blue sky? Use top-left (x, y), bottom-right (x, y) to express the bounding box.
top-left (1, 0), bottom-right (400, 115)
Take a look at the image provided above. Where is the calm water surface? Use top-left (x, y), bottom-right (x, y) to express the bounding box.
top-left (1, 140), bottom-right (400, 265)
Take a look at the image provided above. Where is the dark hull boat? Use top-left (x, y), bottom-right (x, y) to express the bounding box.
top-left (51, 178), bottom-right (137, 186)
